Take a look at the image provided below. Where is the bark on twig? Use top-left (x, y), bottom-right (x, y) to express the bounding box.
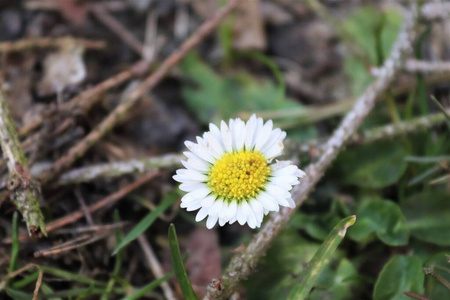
top-left (54, 153), bottom-right (183, 185)
top-left (405, 59), bottom-right (450, 74)
top-left (37, 0), bottom-right (238, 185)
top-left (0, 37), bottom-right (105, 53)
top-left (204, 4), bottom-right (420, 299)
top-left (0, 89), bottom-right (46, 236)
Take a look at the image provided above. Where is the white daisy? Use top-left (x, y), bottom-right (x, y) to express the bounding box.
top-left (173, 114), bottom-right (305, 229)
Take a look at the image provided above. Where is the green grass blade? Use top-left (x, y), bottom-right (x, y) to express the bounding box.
top-left (288, 215), bottom-right (356, 300)
top-left (122, 271), bottom-right (174, 300)
top-left (168, 223), bottom-right (198, 300)
top-left (40, 266), bottom-right (107, 287)
top-left (113, 192), bottom-right (177, 255)
top-left (9, 212), bottom-right (19, 274)
top-left (11, 271), bottom-right (39, 289)
top-left (102, 210), bottom-right (125, 300)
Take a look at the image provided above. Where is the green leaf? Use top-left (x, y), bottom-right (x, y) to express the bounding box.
top-left (373, 255), bottom-right (424, 300)
top-left (288, 215), bottom-right (356, 300)
top-left (424, 252), bottom-right (450, 300)
top-left (349, 198), bottom-right (409, 246)
top-left (122, 271), bottom-right (175, 300)
top-left (9, 212), bottom-right (19, 274)
top-left (180, 52), bottom-right (301, 124)
top-left (335, 141), bottom-right (408, 188)
top-left (168, 223), bottom-right (198, 300)
top-left (309, 259), bottom-right (359, 300)
top-left (244, 230), bottom-right (321, 300)
top-left (401, 191), bottom-right (450, 246)
top-left (113, 192), bottom-right (177, 255)
top-left (342, 6), bottom-right (402, 95)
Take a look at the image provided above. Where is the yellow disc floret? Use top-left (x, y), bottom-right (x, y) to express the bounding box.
top-left (208, 150), bottom-right (271, 201)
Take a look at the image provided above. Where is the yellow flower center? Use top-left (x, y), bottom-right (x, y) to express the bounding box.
top-left (208, 150), bottom-right (271, 201)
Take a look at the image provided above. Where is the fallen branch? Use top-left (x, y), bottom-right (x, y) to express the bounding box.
top-left (404, 59), bottom-right (450, 74)
top-left (0, 37), bottom-right (105, 53)
top-left (0, 88), bottom-right (46, 236)
top-left (54, 153), bottom-right (183, 185)
top-left (204, 4), bottom-right (420, 299)
top-left (37, 0), bottom-right (238, 185)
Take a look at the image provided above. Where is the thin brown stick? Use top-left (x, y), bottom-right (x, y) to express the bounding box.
top-left (74, 188), bottom-right (94, 225)
top-left (91, 5), bottom-right (144, 56)
top-left (405, 59), bottom-right (450, 74)
top-left (138, 235), bottom-right (177, 300)
top-left (403, 291), bottom-right (431, 300)
top-left (0, 37), bottom-right (105, 53)
top-left (0, 263), bottom-right (43, 300)
top-left (37, 0), bottom-right (238, 185)
top-left (3, 171), bottom-right (159, 244)
top-left (34, 231), bottom-right (110, 257)
top-left (204, 4), bottom-right (420, 299)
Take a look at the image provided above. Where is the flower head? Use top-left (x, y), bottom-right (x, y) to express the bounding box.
top-left (173, 115), bottom-right (305, 229)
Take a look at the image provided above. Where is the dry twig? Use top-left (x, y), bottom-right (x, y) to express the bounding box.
top-left (138, 235), bottom-right (177, 300)
top-left (37, 0), bottom-right (238, 185)
top-left (204, 4), bottom-right (420, 299)
top-left (0, 37), bottom-right (105, 53)
top-left (0, 88), bottom-right (46, 236)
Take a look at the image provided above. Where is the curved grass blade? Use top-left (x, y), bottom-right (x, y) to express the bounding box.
top-left (9, 212), bottom-right (19, 274)
top-left (122, 271), bottom-right (174, 300)
top-left (169, 223), bottom-right (199, 300)
top-left (288, 215), bottom-right (356, 300)
top-left (113, 192), bottom-right (177, 255)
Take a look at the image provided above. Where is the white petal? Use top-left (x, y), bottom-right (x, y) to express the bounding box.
top-left (181, 188), bottom-right (210, 204)
top-left (237, 204), bottom-right (247, 225)
top-left (265, 184), bottom-right (290, 199)
top-left (185, 141), bottom-right (215, 164)
top-left (206, 215), bottom-right (218, 229)
top-left (225, 201), bottom-right (238, 220)
top-left (249, 200), bottom-right (264, 223)
top-left (201, 195), bottom-right (216, 208)
top-left (186, 202), bottom-right (202, 211)
top-left (263, 142), bottom-right (284, 159)
top-left (179, 182), bottom-right (207, 192)
top-left (195, 207), bottom-right (209, 222)
top-left (233, 119), bottom-right (246, 151)
top-left (176, 169), bottom-right (208, 182)
top-left (204, 132), bottom-right (224, 158)
top-left (260, 128), bottom-right (284, 154)
top-left (220, 120), bottom-right (233, 152)
top-left (244, 114), bottom-right (257, 149)
top-left (258, 192), bottom-right (279, 212)
top-left (187, 157), bottom-right (210, 172)
top-left (242, 201), bottom-right (256, 229)
top-left (255, 120), bottom-right (273, 150)
top-left (218, 218), bottom-right (227, 226)
top-left (287, 197), bottom-right (296, 208)
top-left (272, 164), bottom-right (300, 176)
top-left (208, 199), bottom-right (224, 217)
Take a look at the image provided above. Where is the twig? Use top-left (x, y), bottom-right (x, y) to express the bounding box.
top-left (37, 0), bottom-right (238, 185)
top-left (422, 2), bottom-right (450, 21)
top-left (91, 5), bottom-right (144, 56)
top-left (34, 231), bottom-right (110, 257)
top-left (74, 188), bottom-right (94, 225)
top-left (204, 4), bottom-right (419, 299)
top-left (0, 37), bottom-right (105, 53)
top-left (2, 171), bottom-right (159, 244)
top-left (25, 0), bottom-right (130, 12)
top-left (138, 235), bottom-right (177, 300)
top-left (55, 153), bottom-right (183, 185)
top-left (0, 89), bottom-right (46, 236)
top-left (404, 59), bottom-right (450, 74)
top-left (403, 291), bottom-right (431, 300)
top-left (0, 263), bottom-right (43, 300)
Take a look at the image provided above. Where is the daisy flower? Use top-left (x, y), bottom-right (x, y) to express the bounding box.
top-left (173, 115), bottom-right (305, 229)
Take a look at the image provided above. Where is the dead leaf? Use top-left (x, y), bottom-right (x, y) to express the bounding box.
top-left (38, 41), bottom-right (86, 97)
top-left (233, 0), bottom-right (266, 51)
